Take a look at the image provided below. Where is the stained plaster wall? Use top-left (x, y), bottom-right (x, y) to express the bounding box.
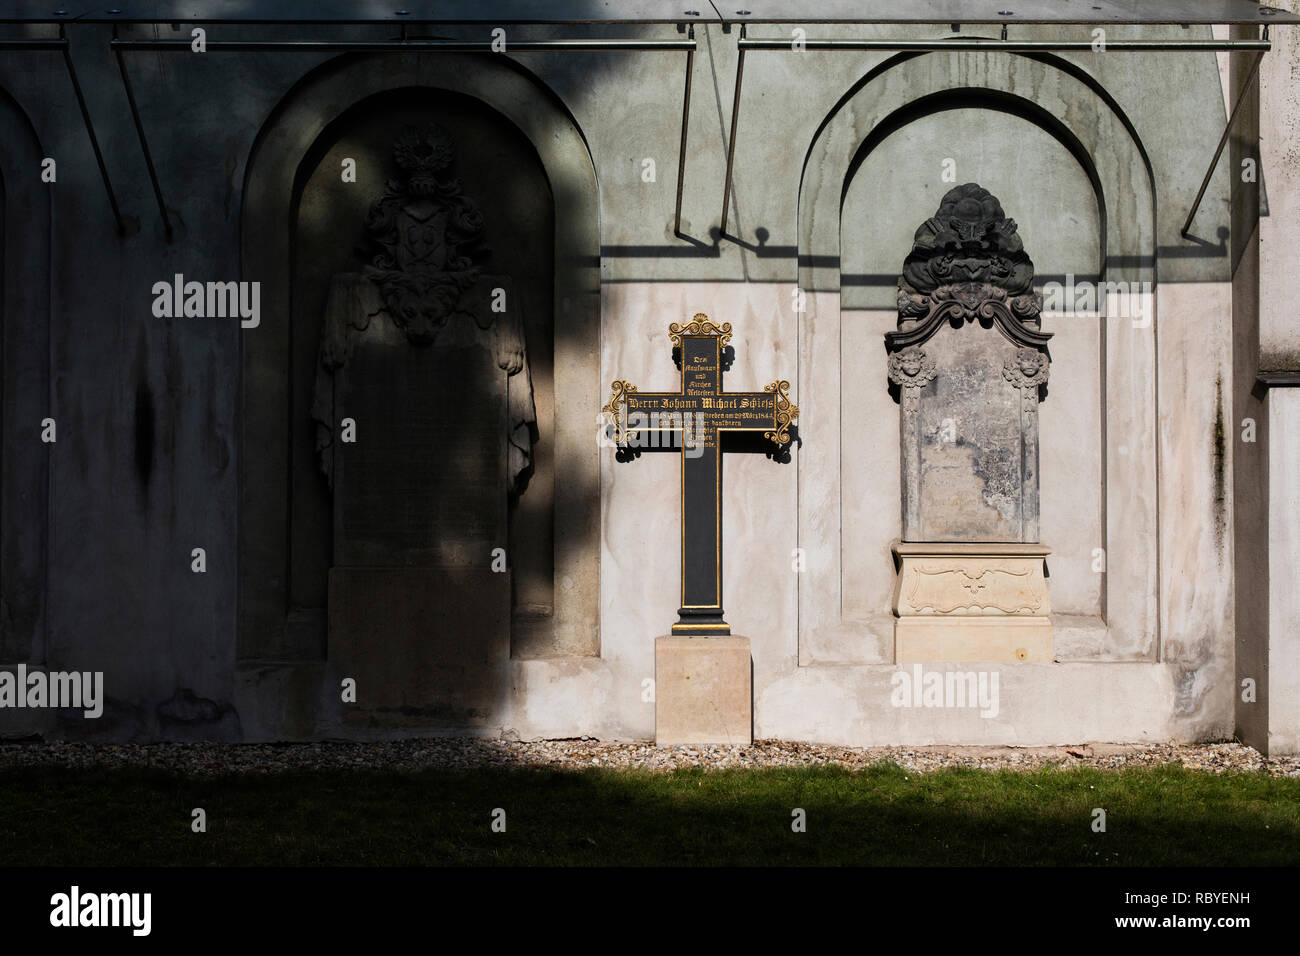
top-left (0, 18), bottom-right (1278, 745)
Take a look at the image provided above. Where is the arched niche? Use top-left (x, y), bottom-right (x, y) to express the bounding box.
top-left (238, 53), bottom-right (600, 680)
top-left (795, 51), bottom-right (1159, 666)
top-left (0, 87), bottom-right (50, 666)
top-left (799, 51), bottom-right (1155, 293)
top-left (840, 93), bottom-right (1104, 310)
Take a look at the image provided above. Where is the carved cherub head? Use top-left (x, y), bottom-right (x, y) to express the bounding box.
top-left (888, 347), bottom-right (937, 388)
top-left (1002, 347), bottom-right (1050, 388)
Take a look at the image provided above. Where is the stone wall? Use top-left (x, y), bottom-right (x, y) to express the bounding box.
top-left (0, 17), bottom-right (1289, 746)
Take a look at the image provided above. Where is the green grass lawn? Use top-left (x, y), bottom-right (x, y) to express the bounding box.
top-left (2, 762), bottom-right (1298, 866)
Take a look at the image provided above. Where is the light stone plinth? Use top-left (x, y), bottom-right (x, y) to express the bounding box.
top-left (654, 636), bottom-right (752, 746)
top-left (892, 542), bottom-right (1053, 663)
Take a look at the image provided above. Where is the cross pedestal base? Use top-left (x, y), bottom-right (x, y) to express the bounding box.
top-left (891, 542), bottom-right (1054, 663)
top-left (654, 635), bottom-right (752, 746)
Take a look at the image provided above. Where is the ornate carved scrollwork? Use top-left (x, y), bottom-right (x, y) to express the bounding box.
top-left (601, 380), bottom-right (639, 445)
top-left (901, 183), bottom-right (1035, 298)
top-left (763, 379), bottom-right (799, 445)
top-left (362, 124), bottom-right (488, 346)
top-left (905, 564), bottom-right (1044, 615)
top-left (885, 183), bottom-right (1053, 355)
top-left (669, 312), bottom-right (733, 349)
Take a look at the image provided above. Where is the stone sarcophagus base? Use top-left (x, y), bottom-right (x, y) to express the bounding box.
top-left (654, 636), bottom-right (752, 746)
top-left (892, 542), bottom-right (1053, 663)
top-left (329, 568), bottom-right (511, 727)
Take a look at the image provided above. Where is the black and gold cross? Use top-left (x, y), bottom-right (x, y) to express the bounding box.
top-left (602, 314), bottom-right (797, 636)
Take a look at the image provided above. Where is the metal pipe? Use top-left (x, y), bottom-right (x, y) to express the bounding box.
top-left (739, 38), bottom-right (1271, 52)
top-left (109, 38), bottom-right (696, 52)
top-left (114, 43), bottom-right (172, 240)
top-left (1182, 50), bottom-right (1265, 238)
top-left (720, 25), bottom-right (746, 238)
top-left (674, 25), bottom-right (695, 238)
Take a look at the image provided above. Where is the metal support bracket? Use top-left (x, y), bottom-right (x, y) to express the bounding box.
top-left (719, 31), bottom-right (1273, 248)
top-left (113, 28), bottom-right (171, 239)
top-left (106, 33), bottom-right (698, 241)
top-left (1181, 47), bottom-right (1265, 238)
top-left (674, 24), bottom-right (695, 238)
top-left (1, 28), bottom-right (125, 235)
top-left (719, 24), bottom-right (745, 238)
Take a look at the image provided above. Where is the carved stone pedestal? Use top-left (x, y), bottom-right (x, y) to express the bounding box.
top-left (654, 636), bottom-right (752, 746)
top-left (892, 542), bottom-right (1053, 662)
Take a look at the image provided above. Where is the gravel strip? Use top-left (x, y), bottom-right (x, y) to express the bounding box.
top-left (0, 738), bottom-right (1296, 777)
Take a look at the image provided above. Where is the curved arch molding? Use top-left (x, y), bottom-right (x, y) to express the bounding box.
top-left (799, 50), bottom-right (1156, 295)
top-left (238, 53), bottom-right (601, 678)
top-left (795, 51), bottom-right (1159, 665)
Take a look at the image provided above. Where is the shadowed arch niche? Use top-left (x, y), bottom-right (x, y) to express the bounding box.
top-left (239, 54), bottom-right (600, 720)
top-left (795, 51), bottom-right (1159, 667)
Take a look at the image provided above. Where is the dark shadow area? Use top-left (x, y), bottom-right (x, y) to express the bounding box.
top-left (2, 761), bottom-right (1298, 866)
top-left (288, 86), bottom-right (556, 656)
top-left (723, 427), bottom-right (798, 464)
